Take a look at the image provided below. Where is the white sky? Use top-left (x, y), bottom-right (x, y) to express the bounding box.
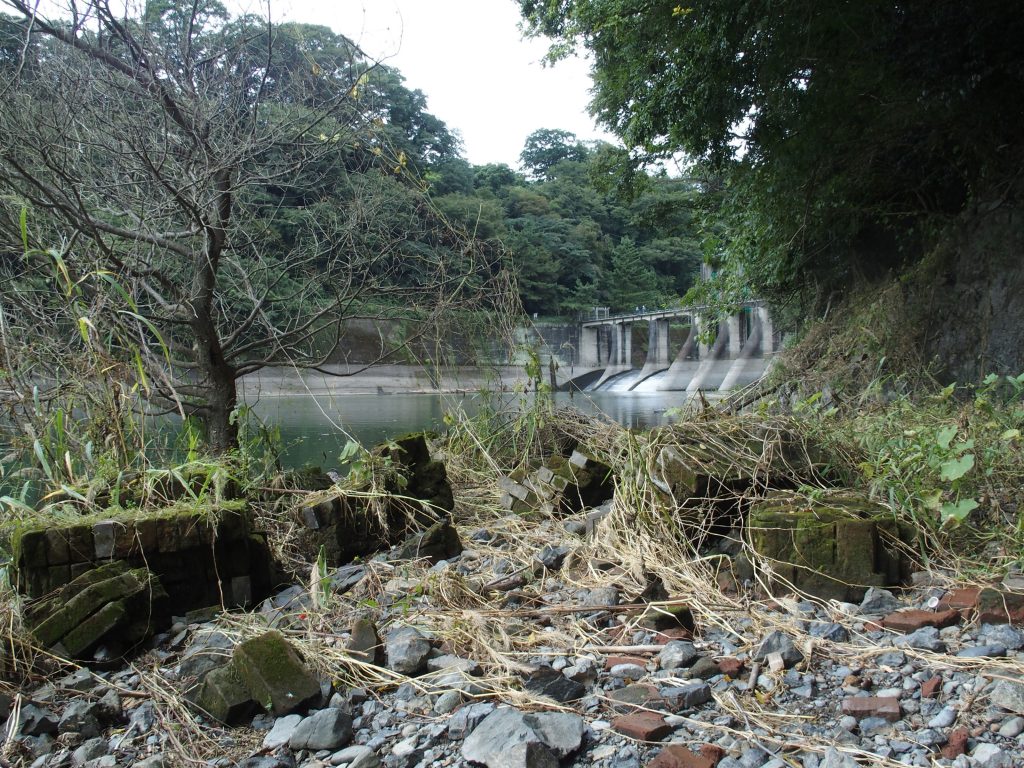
top-left (260, 0), bottom-right (618, 168)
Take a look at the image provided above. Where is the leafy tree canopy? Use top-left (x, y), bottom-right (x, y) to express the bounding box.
top-left (518, 1), bottom-right (1024, 314)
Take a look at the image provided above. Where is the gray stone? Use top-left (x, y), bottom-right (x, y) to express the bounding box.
top-left (753, 631), bottom-right (803, 669)
top-left (462, 707), bottom-right (558, 768)
top-left (426, 655), bottom-right (480, 675)
top-left (915, 728), bottom-right (946, 747)
top-left (659, 641), bottom-right (699, 670)
top-left (263, 714), bottom-right (302, 749)
top-left (176, 629), bottom-right (234, 680)
top-left (893, 626), bottom-right (945, 652)
top-left (534, 545), bottom-right (570, 571)
top-left (289, 708), bottom-right (353, 751)
top-left (956, 644), bottom-right (1006, 658)
top-left (522, 667), bottom-right (585, 702)
top-left (978, 623), bottom-right (1024, 650)
top-left (972, 743), bottom-right (1012, 768)
top-left (129, 701), bottom-right (157, 733)
top-left (386, 626), bottom-right (432, 676)
top-left (927, 706), bottom-right (957, 728)
top-left (684, 656), bottom-right (721, 680)
top-left (857, 717), bottom-right (890, 737)
top-left (15, 704), bottom-right (59, 737)
top-left (58, 669), bottom-right (94, 692)
top-left (59, 700), bottom-right (101, 739)
top-left (71, 737), bottom-right (108, 767)
top-left (875, 651), bottom-right (906, 667)
top-left (134, 756), bottom-right (169, 768)
top-left (448, 702), bottom-right (497, 741)
top-left (330, 745), bottom-right (381, 768)
top-left (989, 678), bottom-right (1024, 714)
top-left (859, 588), bottom-right (901, 615)
top-left (661, 680), bottom-right (712, 709)
top-left (433, 690), bottom-right (463, 714)
top-left (609, 663), bottom-right (647, 679)
top-left (523, 711), bottom-right (585, 757)
top-left (997, 715), bottom-right (1024, 737)
top-left (330, 565), bottom-right (367, 595)
top-left (820, 748), bottom-right (859, 768)
top-left (808, 623), bottom-right (849, 643)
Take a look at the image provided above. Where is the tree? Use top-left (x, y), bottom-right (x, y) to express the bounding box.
top-left (0, 1), bottom-right (507, 453)
top-left (519, 128), bottom-right (587, 181)
top-left (518, 2), bottom-right (1024, 313)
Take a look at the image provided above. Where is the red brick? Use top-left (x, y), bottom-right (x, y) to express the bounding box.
top-left (940, 726), bottom-right (969, 759)
top-left (840, 696), bottom-right (902, 722)
top-left (880, 608), bottom-right (960, 633)
top-left (613, 711), bottom-right (674, 741)
top-left (647, 744), bottom-right (718, 768)
top-left (606, 655), bottom-right (651, 670)
top-left (939, 587), bottom-right (981, 611)
top-left (864, 620), bottom-right (883, 632)
top-left (699, 744), bottom-right (725, 764)
top-left (654, 628), bottom-right (693, 644)
top-left (717, 658), bottom-right (744, 677)
top-left (920, 675), bottom-right (942, 698)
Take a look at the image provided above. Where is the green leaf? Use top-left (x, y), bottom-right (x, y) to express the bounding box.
top-left (1001, 429), bottom-right (1020, 441)
top-left (935, 425), bottom-right (957, 451)
top-left (921, 489), bottom-right (943, 511)
top-left (940, 498), bottom-right (979, 523)
top-left (939, 453), bottom-right (974, 482)
top-left (33, 439), bottom-right (53, 481)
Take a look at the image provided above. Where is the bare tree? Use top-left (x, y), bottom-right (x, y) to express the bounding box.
top-left (0, 1), bottom-right (511, 453)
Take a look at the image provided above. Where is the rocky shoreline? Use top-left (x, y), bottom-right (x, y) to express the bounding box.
top-left (6, 520), bottom-right (1024, 768)
top-left (5, 420), bottom-right (1024, 768)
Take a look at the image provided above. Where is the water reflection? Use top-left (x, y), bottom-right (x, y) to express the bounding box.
top-left (244, 390), bottom-right (703, 469)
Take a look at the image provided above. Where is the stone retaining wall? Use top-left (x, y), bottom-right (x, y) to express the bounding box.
top-left (11, 506), bottom-right (274, 611)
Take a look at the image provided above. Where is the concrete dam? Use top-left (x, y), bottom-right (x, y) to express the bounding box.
top-left (530, 302), bottom-right (776, 393)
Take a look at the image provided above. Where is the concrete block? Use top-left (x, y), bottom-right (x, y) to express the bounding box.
top-left (92, 521), bottom-right (117, 559)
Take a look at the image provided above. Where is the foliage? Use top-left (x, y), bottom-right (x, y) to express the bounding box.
top-left (790, 374), bottom-right (1024, 563)
top-left (0, 1), bottom-right (511, 453)
top-left (518, 0), bottom-right (1024, 318)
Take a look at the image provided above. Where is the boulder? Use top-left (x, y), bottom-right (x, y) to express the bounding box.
top-left (233, 630), bottom-right (322, 715)
top-left (462, 707), bottom-right (579, 768)
top-left (288, 708), bottom-right (353, 751)
top-left (194, 664), bottom-right (258, 725)
top-left (385, 626), bottom-right (432, 676)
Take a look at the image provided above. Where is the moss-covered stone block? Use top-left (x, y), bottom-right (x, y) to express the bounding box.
top-left (157, 516), bottom-right (182, 552)
top-left (62, 600), bottom-right (128, 657)
top-left (66, 525), bottom-right (94, 563)
top-left (43, 529), bottom-right (70, 566)
top-left (748, 491), bottom-right (906, 602)
top-left (233, 630), bottom-right (321, 715)
top-left (14, 528), bottom-right (48, 569)
top-left (194, 664), bottom-right (258, 724)
top-left (31, 564), bottom-right (157, 648)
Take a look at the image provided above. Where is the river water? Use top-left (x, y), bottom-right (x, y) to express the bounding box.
top-left (245, 390), bottom-right (699, 469)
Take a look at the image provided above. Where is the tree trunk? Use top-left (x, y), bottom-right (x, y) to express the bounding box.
top-left (205, 366), bottom-right (239, 455)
